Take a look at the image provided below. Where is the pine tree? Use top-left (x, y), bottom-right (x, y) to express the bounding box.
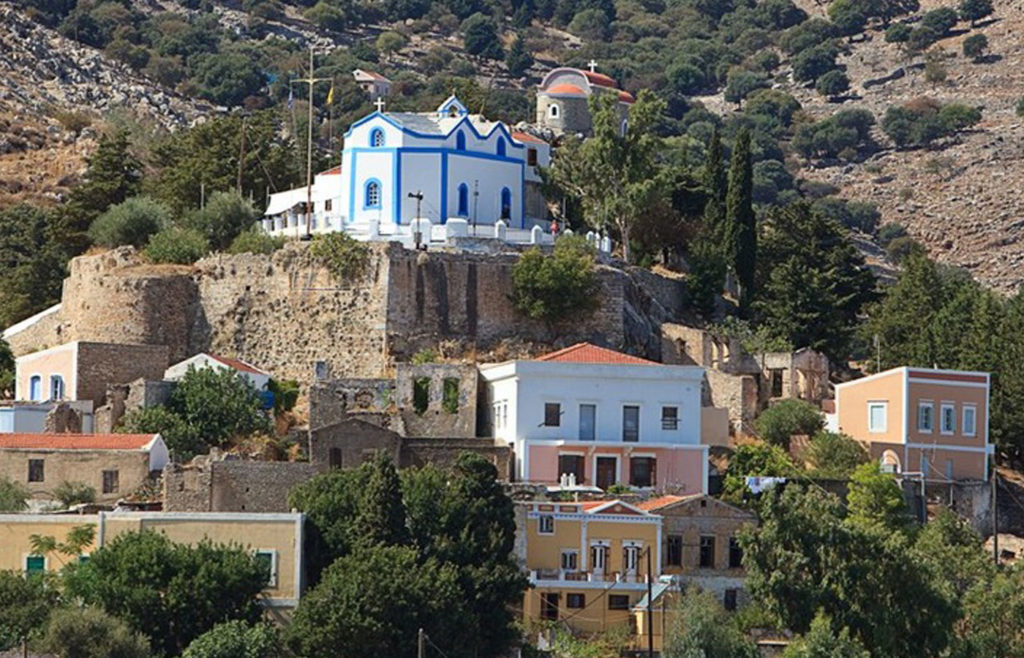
top-left (703, 127), bottom-right (727, 205)
top-left (505, 34), bottom-right (534, 77)
top-left (994, 293), bottom-right (1024, 458)
top-left (865, 250), bottom-right (942, 370)
top-left (354, 452), bottom-right (409, 548)
top-left (727, 128), bottom-right (756, 313)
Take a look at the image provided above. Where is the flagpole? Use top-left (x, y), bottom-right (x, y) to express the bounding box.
top-left (290, 46), bottom-right (330, 241)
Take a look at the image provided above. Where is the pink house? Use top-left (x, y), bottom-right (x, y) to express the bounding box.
top-left (480, 343), bottom-right (708, 494)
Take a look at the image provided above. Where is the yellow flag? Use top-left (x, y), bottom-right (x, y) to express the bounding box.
top-left (327, 84), bottom-right (335, 105)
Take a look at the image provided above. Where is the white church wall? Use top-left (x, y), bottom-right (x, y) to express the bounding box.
top-left (400, 152), bottom-right (444, 223)
top-left (349, 149), bottom-right (395, 225)
top-left (446, 155), bottom-right (523, 226)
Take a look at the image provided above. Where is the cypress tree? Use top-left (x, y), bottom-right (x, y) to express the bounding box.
top-left (727, 128), bottom-right (756, 312)
top-left (688, 128), bottom-right (730, 317)
top-left (354, 452), bottom-right (409, 548)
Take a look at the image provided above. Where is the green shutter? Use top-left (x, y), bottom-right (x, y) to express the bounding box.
top-left (25, 555), bottom-right (45, 575)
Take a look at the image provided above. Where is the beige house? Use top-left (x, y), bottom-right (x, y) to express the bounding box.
top-left (832, 367), bottom-right (992, 481)
top-left (353, 69), bottom-right (392, 97)
top-left (0, 511), bottom-right (305, 617)
top-left (15, 341), bottom-right (169, 405)
top-left (0, 433), bottom-right (168, 503)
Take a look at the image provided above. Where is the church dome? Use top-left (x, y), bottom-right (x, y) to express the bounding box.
top-left (545, 83), bottom-right (586, 95)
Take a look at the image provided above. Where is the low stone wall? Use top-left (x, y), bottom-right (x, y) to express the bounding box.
top-left (163, 458), bottom-right (320, 513)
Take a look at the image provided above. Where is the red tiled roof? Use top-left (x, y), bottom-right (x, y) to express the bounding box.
top-left (579, 501), bottom-right (607, 510)
top-left (512, 131), bottom-right (546, 144)
top-left (536, 343), bottom-right (658, 366)
top-left (209, 355), bottom-right (267, 375)
top-left (618, 90), bottom-right (635, 103)
top-left (636, 494), bottom-right (696, 511)
top-left (583, 71), bottom-right (619, 88)
top-left (355, 69), bottom-right (391, 82)
top-left (0, 434), bottom-right (158, 451)
top-left (547, 83), bottom-right (586, 95)
top-left (318, 165), bottom-right (342, 176)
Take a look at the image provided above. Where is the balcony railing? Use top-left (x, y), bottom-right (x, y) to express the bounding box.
top-left (530, 569), bottom-right (642, 583)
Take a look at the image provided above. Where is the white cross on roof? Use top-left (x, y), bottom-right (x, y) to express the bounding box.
top-left (374, 97), bottom-right (386, 112)
top-left (587, 59), bottom-right (598, 73)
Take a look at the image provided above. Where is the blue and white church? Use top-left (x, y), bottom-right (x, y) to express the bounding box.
top-left (263, 95), bottom-right (552, 242)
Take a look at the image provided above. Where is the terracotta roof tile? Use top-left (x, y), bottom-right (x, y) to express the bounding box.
top-left (0, 434), bottom-right (158, 451)
top-left (512, 131), bottom-right (546, 144)
top-left (318, 165), bottom-right (342, 176)
top-left (618, 90), bottom-right (635, 103)
top-left (209, 355), bottom-right (267, 375)
top-left (546, 83), bottom-right (586, 95)
top-left (636, 494), bottom-right (697, 511)
top-left (536, 342), bottom-right (658, 366)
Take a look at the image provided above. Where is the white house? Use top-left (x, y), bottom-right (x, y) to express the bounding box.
top-left (164, 353), bottom-right (271, 391)
top-left (353, 69), bottom-right (392, 97)
top-left (262, 95), bottom-right (552, 241)
top-left (264, 165), bottom-right (342, 235)
top-left (480, 343), bottom-right (708, 494)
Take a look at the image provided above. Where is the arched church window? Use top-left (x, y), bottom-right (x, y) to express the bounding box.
top-left (497, 137), bottom-right (506, 157)
top-left (28, 375), bottom-right (41, 401)
top-left (457, 184), bottom-right (469, 217)
top-left (500, 187), bottom-right (512, 220)
top-left (456, 132), bottom-right (466, 151)
top-left (364, 180), bottom-right (381, 209)
top-left (549, 104), bottom-right (560, 118)
top-left (370, 128), bottom-right (385, 147)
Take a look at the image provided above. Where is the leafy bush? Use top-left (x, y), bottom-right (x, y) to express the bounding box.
top-left (0, 476), bottom-right (28, 512)
top-left (745, 89), bottom-right (802, 127)
top-left (724, 69), bottom-right (769, 104)
top-left (144, 227), bottom-right (210, 264)
top-left (793, 108), bottom-right (875, 160)
top-left (962, 33), bottom-right (988, 60)
top-left (53, 481), bottom-right (96, 507)
top-left (885, 235), bottom-right (924, 263)
top-left (876, 222), bottom-right (908, 248)
top-left (182, 620), bottom-right (279, 658)
top-left (828, 0), bottom-right (867, 37)
top-left (792, 41), bottom-right (839, 82)
top-left (41, 607), bottom-right (151, 658)
top-left (959, 0), bottom-right (993, 25)
top-left (461, 13), bottom-right (502, 59)
top-left (780, 18), bottom-right (836, 54)
top-left (184, 191), bottom-right (260, 251)
top-left (921, 7), bottom-right (959, 36)
top-left (118, 405), bottom-right (202, 459)
top-left (812, 197), bottom-right (881, 233)
top-left (752, 159), bottom-right (795, 205)
top-left (722, 442), bottom-right (795, 501)
top-left (907, 25), bottom-right (940, 53)
top-left (89, 196), bottom-right (171, 248)
top-left (800, 431), bottom-right (869, 478)
top-left (816, 69), bottom-right (850, 98)
top-left (268, 378), bottom-right (300, 414)
top-left (227, 228), bottom-right (285, 255)
top-left (511, 235), bottom-right (600, 323)
top-left (309, 232), bottom-right (371, 280)
top-left (885, 22), bottom-right (911, 44)
top-left (1017, 95), bottom-right (1024, 117)
top-left (754, 399), bottom-right (825, 449)
top-left (882, 101), bottom-right (981, 148)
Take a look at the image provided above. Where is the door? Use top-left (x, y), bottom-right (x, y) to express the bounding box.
top-left (596, 457), bottom-right (617, 490)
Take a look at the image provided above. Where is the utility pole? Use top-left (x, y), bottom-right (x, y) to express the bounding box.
top-left (646, 547), bottom-right (654, 658)
top-left (993, 467), bottom-right (999, 565)
top-left (291, 46), bottom-right (330, 240)
top-left (236, 115), bottom-right (247, 195)
top-left (417, 628), bottom-right (425, 658)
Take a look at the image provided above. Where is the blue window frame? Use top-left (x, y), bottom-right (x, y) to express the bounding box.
top-left (369, 128), bottom-right (385, 147)
top-left (456, 132), bottom-right (466, 151)
top-left (457, 183), bottom-right (469, 217)
top-left (28, 375), bottom-right (41, 401)
top-left (500, 187), bottom-right (512, 220)
top-left (50, 375), bottom-right (64, 400)
top-left (364, 179), bottom-right (382, 209)
top-left (497, 137), bottom-right (506, 157)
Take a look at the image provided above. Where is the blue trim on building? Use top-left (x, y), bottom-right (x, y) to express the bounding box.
top-left (497, 137), bottom-right (506, 157)
top-left (520, 161), bottom-right (526, 228)
top-left (369, 127), bottom-right (385, 147)
top-left (346, 146), bottom-right (523, 165)
top-left (347, 151), bottom-right (357, 224)
top-left (439, 151), bottom-right (448, 223)
top-left (456, 132), bottom-right (466, 151)
top-left (500, 187), bottom-right (512, 222)
top-left (363, 178), bottom-right (382, 210)
top-left (457, 183), bottom-right (469, 217)
top-left (343, 112), bottom-right (525, 147)
top-left (393, 150), bottom-right (402, 225)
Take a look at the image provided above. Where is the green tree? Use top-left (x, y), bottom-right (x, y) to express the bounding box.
top-left (800, 432), bottom-right (868, 478)
top-left (0, 477), bottom-right (28, 512)
top-left (118, 404), bottom-right (200, 459)
top-left (0, 204), bottom-right (71, 330)
top-left (191, 52), bottom-right (265, 107)
top-left (53, 481), bottom-right (97, 507)
top-left (0, 338), bottom-right (13, 397)
top-left (864, 249), bottom-right (942, 368)
top-left (815, 69), bottom-right (849, 98)
top-left (547, 91), bottom-right (666, 263)
top-left (722, 441), bottom-right (795, 502)
top-left (182, 620), bottom-right (280, 658)
top-left (184, 191), bottom-right (260, 251)
top-left (285, 546), bottom-right (467, 658)
top-left (962, 33), bottom-right (988, 60)
top-left (783, 612), bottom-right (869, 658)
top-left (846, 461), bottom-right (911, 532)
top-left (0, 569), bottom-right (58, 653)
top-left (754, 202), bottom-right (877, 360)
top-left (885, 22), bottom-right (912, 46)
top-left (228, 228), bottom-right (285, 255)
top-left (462, 14), bottom-right (503, 59)
top-left (144, 226), bottom-right (210, 264)
top-left (959, 0), bottom-right (993, 25)
top-left (791, 42), bottom-right (839, 83)
top-left (41, 607), bottom-right (152, 658)
top-left (727, 128), bottom-right (756, 312)
top-left (288, 467), bottom-right (369, 580)
top-left (510, 235), bottom-right (600, 324)
top-left (951, 566), bottom-right (1024, 656)
top-left (65, 531), bottom-right (267, 657)
top-left (354, 452), bottom-right (410, 548)
top-left (168, 366), bottom-right (271, 450)
top-left (828, 0), bottom-right (867, 37)
top-left (754, 399), bottom-right (825, 449)
top-left (88, 196), bottom-right (172, 248)
top-left (664, 588), bottom-right (757, 658)
top-left (375, 30), bottom-right (407, 59)
top-left (688, 128), bottom-right (730, 316)
top-left (505, 33), bottom-right (534, 77)
top-left (724, 69), bottom-right (769, 106)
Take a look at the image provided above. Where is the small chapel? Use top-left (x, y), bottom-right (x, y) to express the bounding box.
top-left (263, 95), bottom-right (551, 240)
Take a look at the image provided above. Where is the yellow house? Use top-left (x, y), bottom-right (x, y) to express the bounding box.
top-left (0, 512), bottom-right (305, 619)
top-left (519, 499), bottom-right (661, 638)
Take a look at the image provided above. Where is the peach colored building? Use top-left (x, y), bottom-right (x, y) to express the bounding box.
top-left (833, 367), bottom-right (992, 481)
top-left (481, 343), bottom-right (708, 494)
top-left (518, 499), bottom-right (662, 638)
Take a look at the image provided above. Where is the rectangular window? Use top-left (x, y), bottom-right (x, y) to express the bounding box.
top-left (770, 369), bottom-right (784, 398)
top-left (544, 403), bottom-right (561, 427)
top-left (608, 595), bottom-right (630, 610)
top-left (442, 378), bottom-right (459, 414)
top-left (102, 470), bottom-right (119, 495)
top-left (623, 545), bottom-right (640, 572)
top-left (590, 544), bottom-right (607, 572)
top-left (661, 406), bottom-right (679, 430)
top-left (560, 550), bottom-right (578, 571)
top-left (941, 404), bottom-right (956, 434)
top-left (254, 550), bottom-right (278, 587)
top-left (527, 148), bottom-right (538, 166)
top-left (868, 402), bottom-right (887, 433)
top-left (724, 589), bottom-right (738, 611)
top-left (25, 555), bottom-right (45, 576)
top-left (728, 537), bottom-right (743, 568)
top-left (324, 199), bottom-right (333, 212)
top-left (329, 448), bottom-right (342, 469)
top-left (541, 593), bottom-right (559, 620)
top-left (538, 515), bottom-right (555, 534)
top-left (622, 405), bottom-right (639, 442)
top-left (566, 593), bottom-right (585, 609)
top-left (558, 454), bottom-right (585, 483)
top-left (578, 404), bottom-right (596, 440)
top-left (28, 459), bottom-right (43, 483)
top-left (917, 402), bottom-right (934, 433)
top-left (699, 536), bottom-right (716, 568)
top-left (667, 535), bottom-right (682, 566)
top-left (629, 456), bottom-right (656, 488)
top-left (963, 405), bottom-right (977, 437)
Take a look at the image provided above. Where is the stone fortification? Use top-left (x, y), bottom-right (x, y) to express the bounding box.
top-left (6, 241), bottom-right (686, 381)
